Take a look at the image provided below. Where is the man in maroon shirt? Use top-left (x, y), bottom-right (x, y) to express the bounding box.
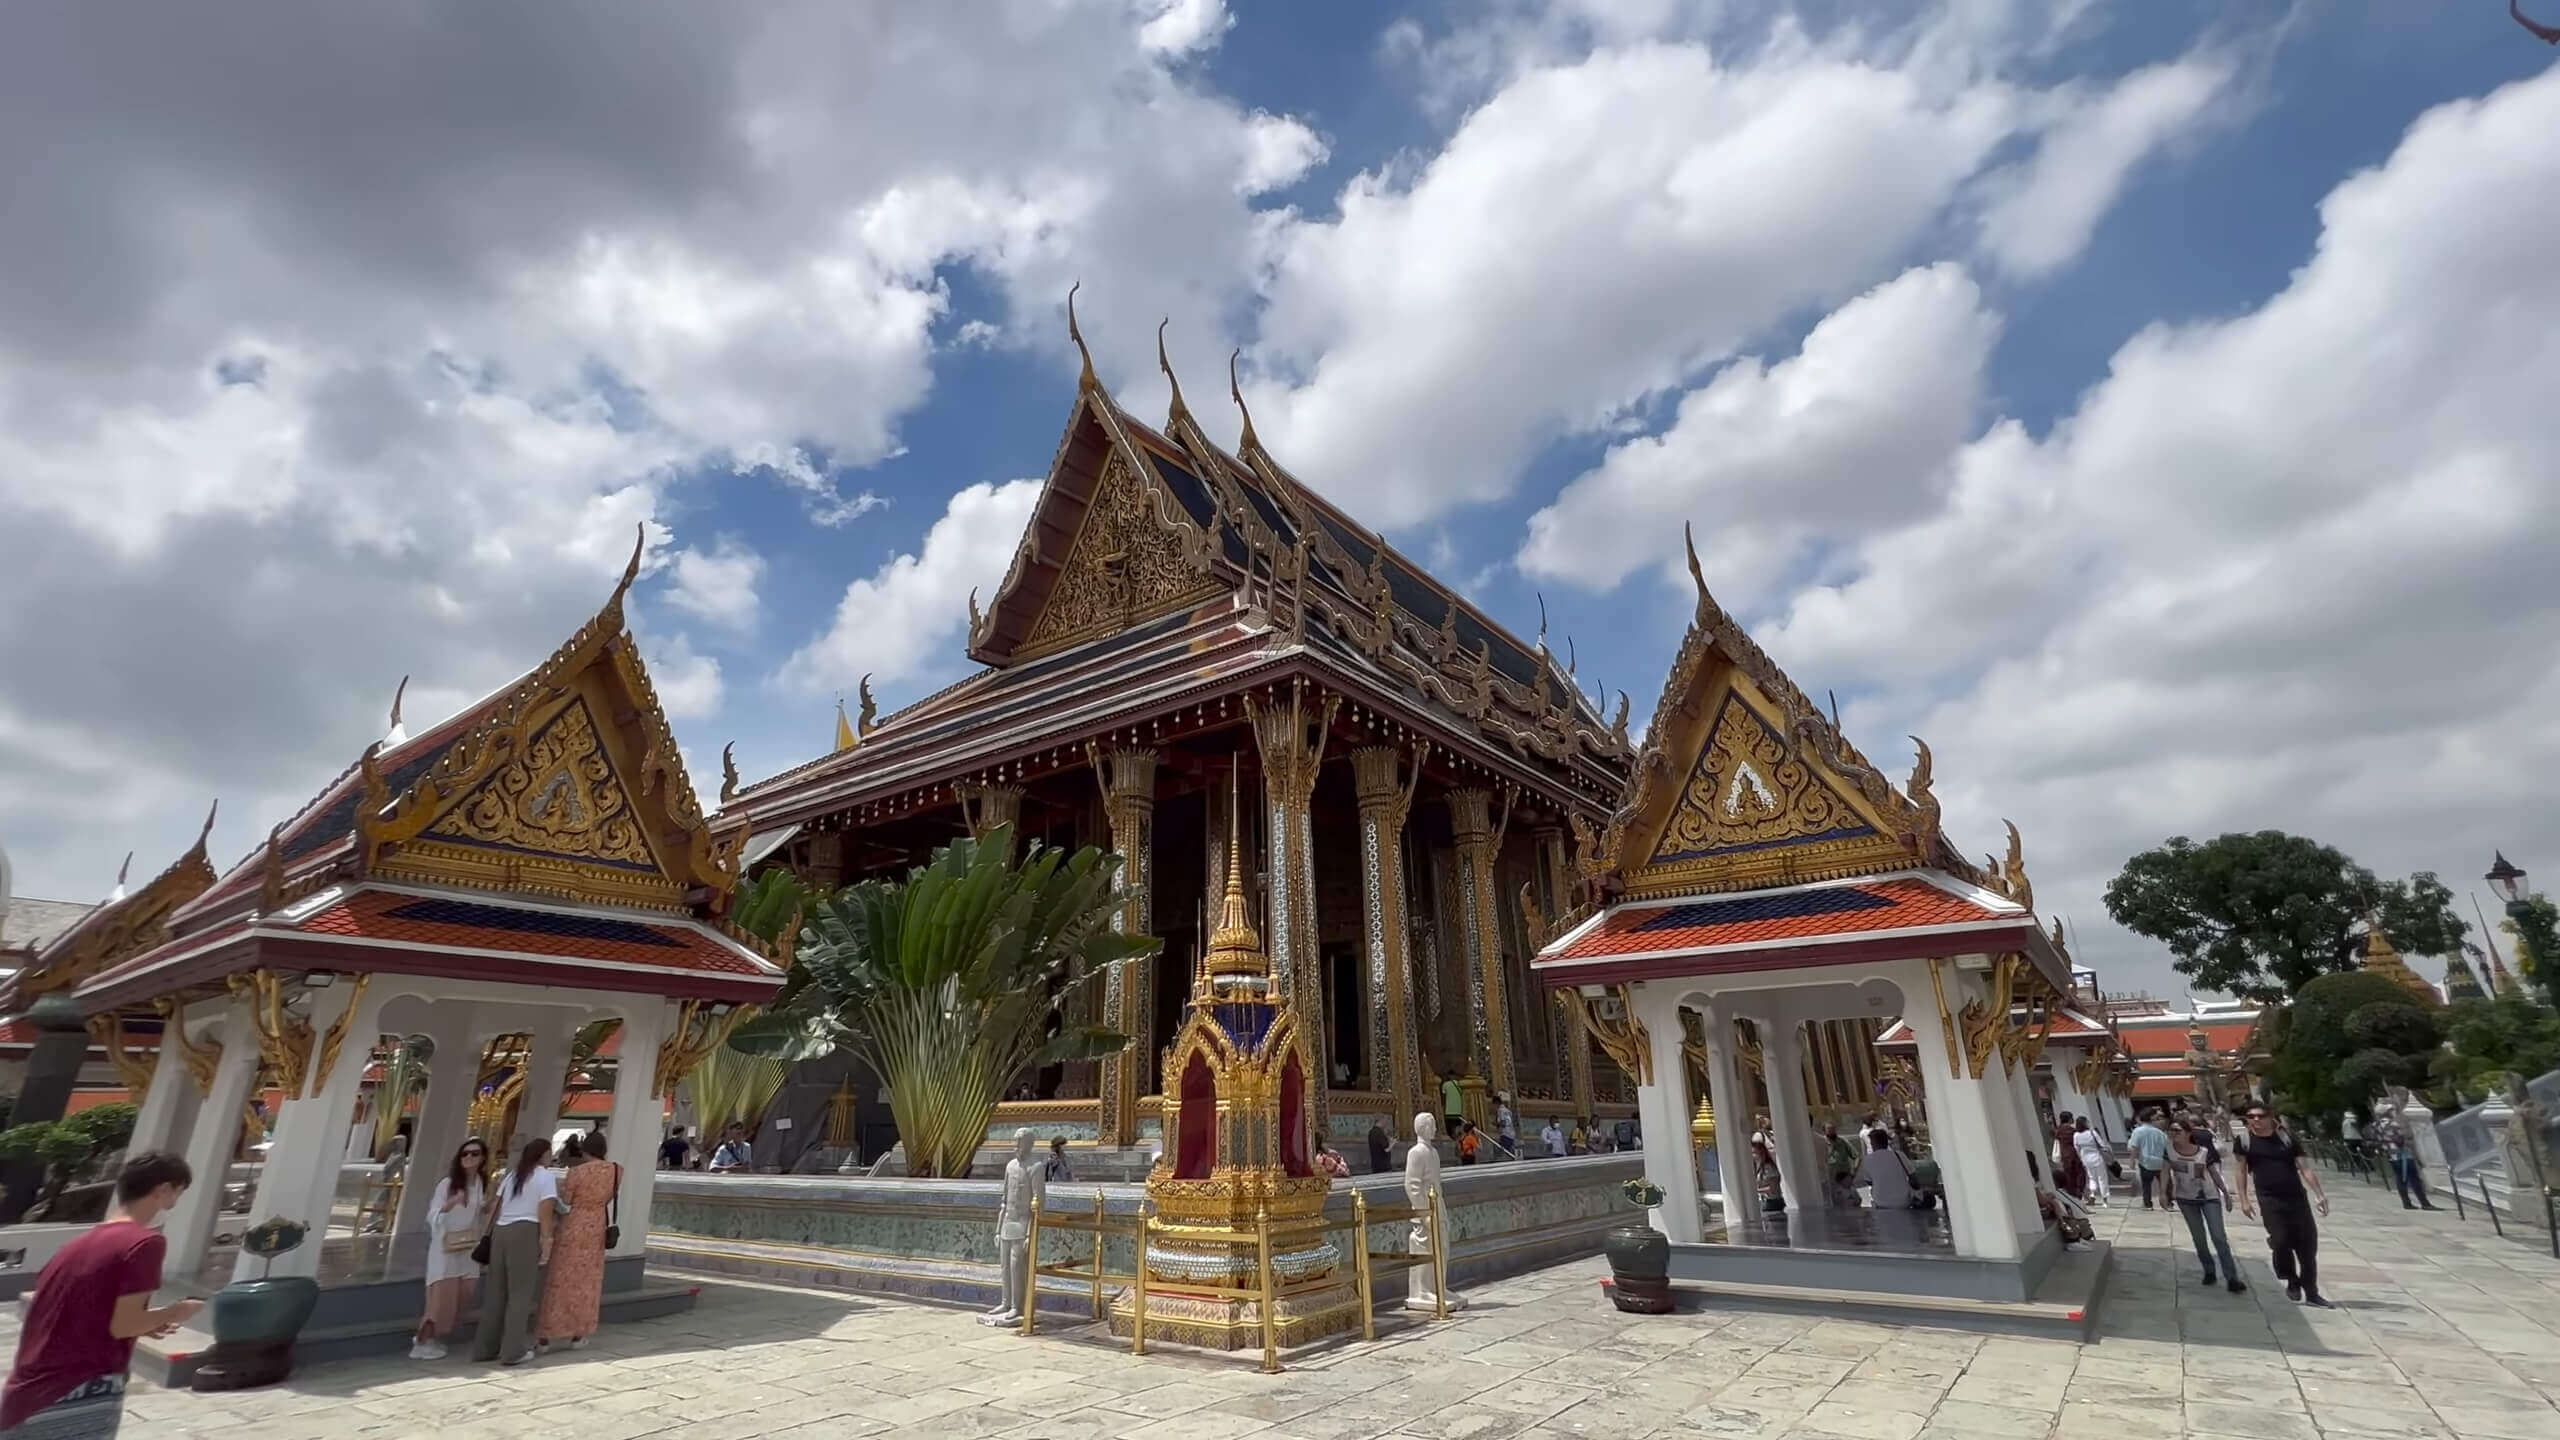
top-left (2, 1152), bottom-right (202, 1437)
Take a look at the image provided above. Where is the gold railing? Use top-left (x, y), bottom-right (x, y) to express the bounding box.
top-left (1019, 1185), bottom-right (1449, 1374)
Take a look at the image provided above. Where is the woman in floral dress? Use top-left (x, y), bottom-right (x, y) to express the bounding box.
top-left (537, 1134), bottom-right (618, 1351)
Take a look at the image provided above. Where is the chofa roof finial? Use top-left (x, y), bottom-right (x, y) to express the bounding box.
top-left (1157, 318), bottom-right (1190, 429)
top-left (1229, 347), bottom-right (1260, 454)
top-left (386, 674), bottom-right (409, 746)
top-left (609, 522), bottom-right (645, 610)
top-left (1066, 282), bottom-right (1097, 392)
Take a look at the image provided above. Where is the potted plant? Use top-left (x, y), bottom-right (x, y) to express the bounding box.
top-left (190, 1218), bottom-right (318, 1392)
top-left (1603, 1176), bottom-right (1674, 1314)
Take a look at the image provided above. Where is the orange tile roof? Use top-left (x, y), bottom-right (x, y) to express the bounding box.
top-left (1548, 877), bottom-right (2002, 962)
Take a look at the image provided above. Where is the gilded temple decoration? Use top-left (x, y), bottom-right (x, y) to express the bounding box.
top-left (311, 973), bottom-right (373, 1094)
top-left (156, 997), bottom-right (225, 1098)
top-left (1247, 681), bottom-right (1338, 1129)
top-left (1019, 451), bottom-right (1222, 659)
top-left (17, 801), bottom-right (219, 1003)
top-left (1958, 953), bottom-right (2022, 1080)
top-left (654, 999), bottom-right (744, 1099)
top-left (230, 970), bottom-right (316, 1100)
top-left (1447, 785), bottom-right (1516, 1103)
top-left (424, 699), bottom-right (659, 871)
top-left (1554, 983), bottom-right (1651, 1087)
top-left (1088, 745), bottom-right (1159, 1145)
top-left (87, 1013), bottom-right (157, 1104)
top-left (1353, 742), bottom-right (1429, 1124)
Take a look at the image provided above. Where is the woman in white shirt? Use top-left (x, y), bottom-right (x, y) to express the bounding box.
top-left (472, 1137), bottom-right (559, 1366)
top-left (2071, 1120), bottom-right (2112, 1207)
top-left (409, 1138), bottom-right (489, 1360)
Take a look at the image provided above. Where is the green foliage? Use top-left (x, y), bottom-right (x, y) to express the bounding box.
top-left (2103, 832), bottom-right (2466, 1000)
top-left (2505, 894), bottom-right (2560, 1010)
top-left (2432, 992), bottom-right (2560, 1100)
top-left (2266, 971), bottom-right (2443, 1120)
top-left (63, 1103), bottom-right (138, 1153)
top-left (726, 824), bottom-right (1159, 1178)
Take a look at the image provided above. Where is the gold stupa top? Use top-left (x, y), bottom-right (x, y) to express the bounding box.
top-left (1196, 777), bottom-right (1271, 995)
top-left (2360, 915), bottom-right (2438, 1004)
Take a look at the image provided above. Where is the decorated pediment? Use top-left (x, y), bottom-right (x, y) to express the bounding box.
top-left (1648, 690), bottom-right (1883, 866)
top-left (1014, 447), bottom-right (1223, 660)
top-left (422, 698), bottom-right (660, 874)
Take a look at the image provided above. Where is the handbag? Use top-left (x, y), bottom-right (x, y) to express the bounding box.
top-left (440, 1183), bottom-right (483, 1253)
top-left (603, 1163), bottom-right (623, 1250)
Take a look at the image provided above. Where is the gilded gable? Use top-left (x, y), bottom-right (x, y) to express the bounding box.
top-left (1017, 451), bottom-right (1220, 660)
top-left (1650, 691), bottom-right (1878, 865)
top-left (424, 698), bottom-right (659, 873)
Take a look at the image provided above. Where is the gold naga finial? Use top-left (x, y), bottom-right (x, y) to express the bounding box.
top-left (1684, 520), bottom-right (1707, 604)
top-left (1066, 281), bottom-right (1097, 392)
top-left (1535, 591), bottom-right (1549, 653)
top-left (257, 824), bottom-right (286, 913)
top-left (2000, 819), bottom-right (2033, 912)
top-left (719, 742), bottom-right (740, 805)
top-left (1905, 736), bottom-right (1942, 862)
top-left (1907, 736), bottom-right (1935, 803)
top-left (1200, 769), bottom-right (1269, 985)
top-left (609, 521), bottom-right (645, 610)
top-left (1157, 318), bottom-right (1191, 430)
top-left (857, 673), bottom-right (879, 736)
top-left (966, 585), bottom-right (983, 636)
top-left (1611, 690), bottom-right (1631, 748)
top-left (1229, 347), bottom-right (1260, 454)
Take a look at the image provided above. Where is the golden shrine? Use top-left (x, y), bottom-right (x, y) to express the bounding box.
top-left (1106, 790), bottom-right (1360, 1349)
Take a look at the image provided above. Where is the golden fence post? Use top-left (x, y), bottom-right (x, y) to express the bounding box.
top-left (1132, 1210), bottom-right (1150, 1357)
top-left (1257, 1206), bottom-right (1279, 1375)
top-left (1021, 1194), bottom-right (1042, 1338)
top-left (1353, 1189), bottom-right (1374, 1342)
top-left (1430, 1185), bottom-right (1449, 1322)
top-left (1091, 1188), bottom-right (1106, 1320)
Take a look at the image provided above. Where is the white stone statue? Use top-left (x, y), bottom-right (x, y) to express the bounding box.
top-left (1403, 1111), bottom-right (1465, 1312)
top-left (980, 1128), bottom-right (1046, 1327)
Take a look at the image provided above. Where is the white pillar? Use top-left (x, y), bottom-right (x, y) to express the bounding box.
top-left (391, 1003), bottom-right (483, 1241)
top-left (1628, 983), bottom-right (1703, 1243)
top-left (511, 1013), bottom-right (579, 1152)
top-left (1697, 999), bottom-right (1753, 1226)
top-left (128, 1013), bottom-right (198, 1155)
top-left (1901, 960), bottom-right (2031, 1260)
top-left (1755, 1016), bottom-right (1824, 1211)
top-left (605, 1000), bottom-right (672, 1259)
top-left (2008, 1058), bottom-right (2052, 1192)
top-left (168, 999), bottom-right (261, 1276)
top-left (235, 980), bottom-right (383, 1282)
top-left (2400, 1090), bottom-right (2448, 1189)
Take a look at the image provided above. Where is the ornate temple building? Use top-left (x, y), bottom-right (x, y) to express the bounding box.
top-left (722, 308), bottom-right (1637, 1154)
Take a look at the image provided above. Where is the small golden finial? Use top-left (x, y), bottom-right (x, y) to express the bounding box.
top-left (1535, 592), bottom-right (1548, 653)
top-left (967, 585), bottom-right (983, 635)
top-left (610, 521), bottom-right (645, 608)
top-left (1201, 769), bottom-right (1269, 983)
top-left (1066, 281), bottom-right (1097, 392)
top-left (257, 825), bottom-right (286, 912)
top-left (1157, 318), bottom-right (1190, 429)
top-left (719, 742), bottom-right (740, 805)
top-left (1229, 347), bottom-right (1260, 454)
top-left (1907, 736), bottom-right (1935, 804)
top-left (1683, 521), bottom-right (1709, 607)
top-left (857, 674), bottom-right (879, 736)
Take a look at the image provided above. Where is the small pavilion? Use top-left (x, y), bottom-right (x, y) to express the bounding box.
top-left (1531, 534), bottom-right (2092, 1320)
top-left (0, 540), bottom-right (782, 1307)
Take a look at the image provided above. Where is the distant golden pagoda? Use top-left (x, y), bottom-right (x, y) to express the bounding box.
top-left (2359, 918), bottom-right (2439, 1005)
top-left (1109, 784), bottom-right (1358, 1350)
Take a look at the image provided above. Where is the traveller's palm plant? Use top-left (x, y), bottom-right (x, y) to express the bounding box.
top-left (728, 824), bottom-right (1156, 1177)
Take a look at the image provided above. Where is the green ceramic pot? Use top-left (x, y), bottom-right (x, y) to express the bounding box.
top-left (1603, 1223), bottom-right (1674, 1315)
top-left (207, 1275), bottom-right (320, 1347)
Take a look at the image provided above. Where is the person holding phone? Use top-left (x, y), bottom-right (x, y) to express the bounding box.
top-left (2, 1153), bottom-right (204, 1436)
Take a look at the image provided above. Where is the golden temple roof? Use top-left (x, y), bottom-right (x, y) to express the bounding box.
top-left (2359, 918), bottom-right (2440, 1005)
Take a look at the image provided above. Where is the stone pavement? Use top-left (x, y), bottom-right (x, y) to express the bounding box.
top-left (32, 1168), bottom-right (2560, 1440)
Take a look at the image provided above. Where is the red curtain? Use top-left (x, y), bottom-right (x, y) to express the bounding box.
top-left (1176, 1053), bottom-right (1216, 1180)
top-left (1279, 1055), bottom-right (1311, 1177)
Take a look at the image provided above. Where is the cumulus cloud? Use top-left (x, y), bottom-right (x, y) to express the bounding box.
top-left (1973, 55), bottom-right (2238, 280)
top-left (787, 479), bottom-right (1043, 697)
top-left (1755, 66), bottom-right (2560, 984)
top-left (666, 538), bottom-right (767, 631)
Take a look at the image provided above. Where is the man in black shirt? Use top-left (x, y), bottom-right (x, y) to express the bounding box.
top-left (2234, 1103), bottom-right (2331, 1306)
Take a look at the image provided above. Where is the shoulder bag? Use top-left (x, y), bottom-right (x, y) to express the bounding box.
top-left (439, 1183), bottom-right (482, 1254)
top-left (471, 1196), bottom-right (497, 1267)
top-left (603, 1163), bottom-right (623, 1250)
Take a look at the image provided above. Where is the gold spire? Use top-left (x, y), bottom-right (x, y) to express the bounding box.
top-left (2360, 914), bottom-right (2439, 1004)
top-left (1200, 772), bottom-right (1268, 985)
top-left (834, 698), bottom-right (857, 753)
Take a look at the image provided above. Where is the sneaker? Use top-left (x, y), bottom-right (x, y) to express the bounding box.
top-left (2200, 1271), bottom-right (2217, 1286)
top-left (503, 1349), bottom-right (537, 1367)
top-left (407, 1341), bottom-right (437, 1361)
top-left (2226, 1277), bottom-right (2248, 1294)
top-left (2302, 1293), bottom-right (2335, 1309)
top-left (567, 1336), bottom-right (589, 1351)
top-left (2285, 1281), bottom-right (2303, 1302)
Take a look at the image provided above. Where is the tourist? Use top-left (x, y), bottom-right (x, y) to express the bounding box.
top-left (1541, 1117), bottom-right (1565, 1158)
top-left (1316, 1140), bottom-right (1350, 1181)
top-left (475, 1136), bottom-right (559, 1366)
top-left (1042, 1137), bottom-right (1075, 1183)
top-left (1493, 1092), bottom-right (1518, 1158)
top-left (539, 1134), bottom-right (618, 1355)
top-left (557, 1133), bottom-right (584, 1165)
top-left (707, 1122), bottom-right (752, 1173)
top-left (1568, 1119), bottom-right (1591, 1155)
top-left (658, 1127), bottom-right (691, 1171)
top-left (1440, 1073), bottom-right (1464, 1137)
top-left (1366, 1118), bottom-right (1394, 1174)
top-left (2052, 1112), bottom-right (2088, 1200)
top-left (411, 1138), bottom-right (490, 1360)
top-left (1824, 1124), bottom-right (1859, 1206)
top-left (1857, 1128), bottom-right (1916, 1210)
top-left (1455, 1119), bottom-right (1481, 1166)
top-left (2234, 1102), bottom-right (2331, 1306)
top-left (2163, 1126), bottom-right (2245, 1292)
top-left (2380, 1116), bottom-right (2436, 1210)
top-left (0, 1153), bottom-right (202, 1436)
top-left (2129, 1111), bottom-right (2169, 1209)
top-left (1752, 1136), bottom-right (1784, 1213)
top-left (2071, 1119), bottom-right (2111, 1206)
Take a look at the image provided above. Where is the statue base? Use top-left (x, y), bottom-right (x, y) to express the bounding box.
top-left (1106, 1278), bottom-right (1361, 1351)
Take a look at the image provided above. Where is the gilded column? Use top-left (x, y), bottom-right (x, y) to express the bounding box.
top-left (1447, 788), bottom-right (1515, 1105)
top-left (1247, 683), bottom-right (1337, 1132)
top-left (1535, 824), bottom-right (1590, 1111)
top-left (1352, 744), bottom-right (1426, 1128)
top-left (1091, 747), bottom-right (1158, 1146)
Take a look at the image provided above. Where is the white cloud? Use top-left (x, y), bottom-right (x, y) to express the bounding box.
top-left (1518, 262), bottom-right (2000, 597)
top-left (644, 633), bottom-right (725, 721)
top-left (1973, 55), bottom-right (2238, 280)
top-left (1137, 0), bottom-right (1232, 58)
top-left (666, 538), bottom-right (767, 631)
top-left (1748, 65), bottom-right (2560, 987)
top-left (787, 479), bottom-right (1043, 696)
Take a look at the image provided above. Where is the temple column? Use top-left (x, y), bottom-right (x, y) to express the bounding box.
top-left (1352, 745), bottom-right (1426, 1128)
top-left (606, 999), bottom-right (672, 1259)
top-left (512, 1011), bottom-right (579, 1152)
top-left (1535, 825), bottom-right (1590, 1113)
top-left (1696, 998), bottom-right (1752, 1225)
top-left (1091, 747), bottom-right (1157, 1147)
top-left (1446, 788), bottom-right (1515, 1108)
top-left (169, 997), bottom-right (260, 1277)
top-left (1628, 984), bottom-right (1703, 1243)
top-left (1902, 958), bottom-right (2035, 1260)
top-left (128, 1012), bottom-right (195, 1154)
top-left (1752, 1015), bottom-right (1824, 1211)
top-left (392, 1003), bottom-right (484, 1241)
top-left (1249, 684), bottom-right (1336, 1136)
top-left (237, 977), bottom-right (386, 1282)
top-left (2004, 1048), bottom-right (2051, 1191)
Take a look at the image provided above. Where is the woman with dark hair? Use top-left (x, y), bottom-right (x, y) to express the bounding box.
top-left (538, 1133), bottom-right (618, 1353)
top-left (410, 1137), bottom-right (490, 1360)
top-left (473, 1137), bottom-right (557, 1366)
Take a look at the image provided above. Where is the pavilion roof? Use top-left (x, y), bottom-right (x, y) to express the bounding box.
top-left (1875, 1004), bottom-right (2114, 1050)
top-left (1530, 869), bottom-right (2068, 989)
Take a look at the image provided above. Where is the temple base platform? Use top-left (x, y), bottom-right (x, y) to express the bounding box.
top-left (1105, 1278), bottom-right (1363, 1351)
top-left (1662, 1206), bottom-right (2108, 1340)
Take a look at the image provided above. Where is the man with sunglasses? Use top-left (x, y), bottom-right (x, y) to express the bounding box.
top-left (2233, 1103), bottom-right (2332, 1306)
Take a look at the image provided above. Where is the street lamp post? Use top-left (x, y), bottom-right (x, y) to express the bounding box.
top-left (2486, 853), bottom-right (2557, 1005)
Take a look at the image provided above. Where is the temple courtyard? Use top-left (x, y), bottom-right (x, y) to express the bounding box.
top-left (52, 1177), bottom-right (2560, 1440)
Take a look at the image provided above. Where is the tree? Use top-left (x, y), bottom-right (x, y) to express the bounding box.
top-left (0, 1102), bottom-right (141, 1215)
top-left (2502, 893), bottom-right (2560, 1011)
top-left (2433, 992), bottom-right (2560, 1101)
top-left (2103, 832), bottom-right (2466, 1000)
top-left (2264, 971), bottom-right (2442, 1122)
top-left (727, 824), bottom-right (1158, 1178)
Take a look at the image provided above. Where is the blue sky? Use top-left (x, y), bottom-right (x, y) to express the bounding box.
top-left (4, 2), bottom-right (2558, 1003)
